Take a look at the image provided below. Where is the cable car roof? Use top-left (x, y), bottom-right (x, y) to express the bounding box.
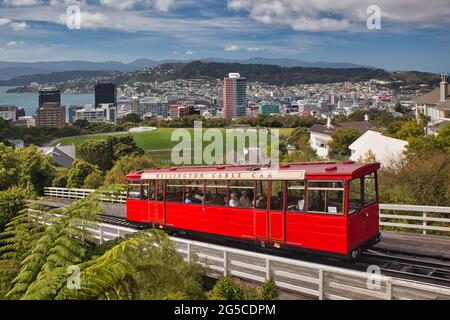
top-left (127, 162), bottom-right (380, 181)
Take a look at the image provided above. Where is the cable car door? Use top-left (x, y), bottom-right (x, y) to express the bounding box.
top-left (254, 181), bottom-right (269, 240)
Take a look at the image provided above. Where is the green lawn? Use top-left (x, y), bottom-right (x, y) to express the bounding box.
top-left (55, 127), bottom-right (293, 164)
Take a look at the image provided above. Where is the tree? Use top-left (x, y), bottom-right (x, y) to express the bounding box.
top-left (329, 128), bottom-right (361, 158)
top-left (77, 136), bottom-right (144, 172)
top-left (67, 160), bottom-right (101, 188)
top-left (0, 187), bottom-right (25, 231)
top-left (15, 146), bottom-right (56, 195)
top-left (77, 140), bottom-right (114, 172)
top-left (0, 143), bottom-right (19, 191)
top-left (0, 194), bottom-right (205, 300)
top-left (121, 113), bottom-right (141, 124)
top-left (83, 170), bottom-right (104, 189)
top-left (104, 155), bottom-right (154, 185)
top-left (52, 167), bottom-right (69, 188)
top-left (407, 122), bottom-right (450, 153)
top-left (392, 120), bottom-right (424, 141)
top-left (107, 136), bottom-right (144, 161)
top-left (73, 119), bottom-right (90, 129)
top-left (207, 276), bottom-right (277, 300)
top-left (379, 151), bottom-right (449, 206)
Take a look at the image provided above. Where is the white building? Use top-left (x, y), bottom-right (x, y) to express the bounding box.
top-left (413, 73), bottom-right (450, 135)
top-left (349, 131), bottom-right (408, 166)
top-left (309, 117), bottom-right (371, 159)
top-left (74, 104), bottom-right (117, 124)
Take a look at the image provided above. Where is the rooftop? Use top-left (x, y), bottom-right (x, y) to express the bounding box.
top-left (310, 121), bottom-right (372, 136)
top-left (128, 162), bottom-right (380, 180)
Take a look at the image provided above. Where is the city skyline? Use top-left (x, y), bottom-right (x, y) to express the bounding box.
top-left (0, 0), bottom-right (449, 73)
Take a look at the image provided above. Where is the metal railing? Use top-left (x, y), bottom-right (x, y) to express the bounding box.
top-left (44, 187), bottom-right (450, 236)
top-left (86, 222), bottom-right (450, 300)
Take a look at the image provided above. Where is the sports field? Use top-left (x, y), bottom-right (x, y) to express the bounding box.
top-left (54, 128), bottom-right (293, 163)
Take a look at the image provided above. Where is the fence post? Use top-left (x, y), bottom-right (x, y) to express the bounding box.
top-left (386, 279), bottom-right (393, 300)
top-left (265, 259), bottom-right (271, 280)
top-left (423, 212), bottom-right (427, 235)
top-left (223, 251), bottom-right (229, 276)
top-left (187, 243), bottom-right (191, 263)
top-left (318, 269), bottom-right (325, 300)
top-left (99, 226), bottom-right (104, 245)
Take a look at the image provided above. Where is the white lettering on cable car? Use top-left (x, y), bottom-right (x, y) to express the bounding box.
top-left (141, 170), bottom-right (305, 181)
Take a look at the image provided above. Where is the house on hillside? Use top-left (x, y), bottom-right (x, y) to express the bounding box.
top-left (38, 145), bottom-right (76, 169)
top-left (309, 116), bottom-right (372, 159)
top-left (413, 73), bottom-right (450, 135)
top-left (349, 131), bottom-right (408, 167)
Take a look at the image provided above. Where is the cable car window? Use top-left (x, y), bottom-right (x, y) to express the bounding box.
top-left (205, 181), bottom-right (228, 206)
top-left (184, 180), bottom-right (205, 205)
top-left (127, 180), bottom-right (141, 185)
top-left (363, 173), bottom-right (377, 206)
top-left (308, 181), bottom-right (344, 215)
top-left (166, 180), bottom-right (183, 203)
top-left (140, 180), bottom-right (149, 200)
top-left (255, 181), bottom-right (268, 210)
top-left (286, 181), bottom-right (305, 213)
top-left (348, 178), bottom-right (362, 214)
top-left (156, 180), bottom-right (164, 201)
top-left (148, 180), bottom-right (156, 200)
top-left (270, 181), bottom-right (284, 211)
top-left (229, 181), bottom-right (254, 209)
top-left (127, 184), bottom-right (141, 200)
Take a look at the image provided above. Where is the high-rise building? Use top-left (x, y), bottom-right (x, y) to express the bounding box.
top-left (95, 83), bottom-right (117, 107)
top-left (0, 105), bottom-right (24, 122)
top-left (36, 102), bottom-right (66, 128)
top-left (39, 89), bottom-right (61, 108)
top-left (223, 73), bottom-right (247, 119)
top-left (139, 97), bottom-right (169, 118)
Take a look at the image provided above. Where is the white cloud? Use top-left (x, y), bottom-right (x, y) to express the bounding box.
top-left (185, 49), bottom-right (196, 55)
top-left (98, 0), bottom-right (176, 12)
top-left (228, 0), bottom-right (450, 32)
top-left (225, 45), bottom-right (240, 51)
top-left (6, 40), bottom-right (24, 46)
top-left (9, 21), bottom-right (28, 30)
top-left (154, 0), bottom-right (175, 12)
top-left (3, 0), bottom-right (39, 6)
top-left (0, 18), bottom-right (11, 26)
top-left (247, 46), bottom-right (264, 52)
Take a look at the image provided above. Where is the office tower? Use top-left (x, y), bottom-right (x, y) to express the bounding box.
top-left (36, 102), bottom-right (66, 128)
top-left (95, 83), bottom-right (117, 107)
top-left (39, 89), bottom-right (61, 108)
top-left (223, 73), bottom-right (246, 119)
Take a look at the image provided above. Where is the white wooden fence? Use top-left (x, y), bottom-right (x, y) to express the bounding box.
top-left (86, 222), bottom-right (450, 300)
top-left (44, 187), bottom-right (450, 236)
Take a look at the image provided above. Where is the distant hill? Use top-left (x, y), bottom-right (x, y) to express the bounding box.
top-left (0, 70), bottom-right (119, 86)
top-left (0, 57), bottom-right (371, 81)
top-left (0, 61), bottom-right (440, 87)
top-left (126, 61), bottom-right (390, 86)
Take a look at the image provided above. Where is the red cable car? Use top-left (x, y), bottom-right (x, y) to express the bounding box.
top-left (126, 162), bottom-right (381, 259)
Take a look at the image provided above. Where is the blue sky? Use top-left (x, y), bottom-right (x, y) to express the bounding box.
top-left (0, 0), bottom-right (449, 73)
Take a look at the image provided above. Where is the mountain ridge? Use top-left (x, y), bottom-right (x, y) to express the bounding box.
top-left (0, 57), bottom-right (371, 80)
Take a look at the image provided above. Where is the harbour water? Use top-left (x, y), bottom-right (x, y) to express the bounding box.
top-left (0, 86), bottom-right (94, 116)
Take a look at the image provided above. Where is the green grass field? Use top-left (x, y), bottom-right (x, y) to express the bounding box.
top-left (54, 127), bottom-right (293, 164)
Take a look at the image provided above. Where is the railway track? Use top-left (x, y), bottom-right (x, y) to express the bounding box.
top-left (28, 201), bottom-right (450, 287)
top-left (358, 250), bottom-right (450, 287)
